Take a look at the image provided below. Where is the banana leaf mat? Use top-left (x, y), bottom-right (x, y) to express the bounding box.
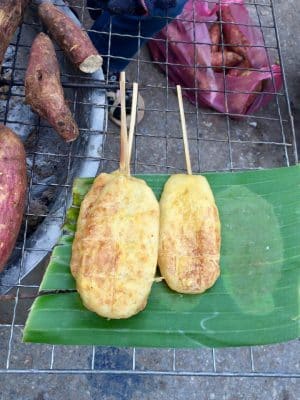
top-left (23, 166), bottom-right (300, 347)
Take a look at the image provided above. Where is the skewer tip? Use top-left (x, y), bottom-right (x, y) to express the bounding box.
top-left (119, 73), bottom-right (129, 175)
top-left (176, 85), bottom-right (193, 175)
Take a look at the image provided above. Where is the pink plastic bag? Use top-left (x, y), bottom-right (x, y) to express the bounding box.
top-left (148, 0), bottom-right (282, 115)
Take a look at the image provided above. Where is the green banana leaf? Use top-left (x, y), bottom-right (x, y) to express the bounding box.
top-left (23, 166), bottom-right (300, 347)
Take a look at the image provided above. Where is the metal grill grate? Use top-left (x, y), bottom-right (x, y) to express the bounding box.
top-left (0, 0), bottom-right (299, 382)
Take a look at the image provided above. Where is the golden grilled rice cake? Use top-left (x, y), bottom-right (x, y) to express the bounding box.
top-left (71, 174), bottom-right (160, 319)
top-left (158, 174), bottom-right (221, 294)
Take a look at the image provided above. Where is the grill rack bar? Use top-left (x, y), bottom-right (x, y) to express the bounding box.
top-left (0, 369), bottom-right (299, 378)
top-left (1, 79), bottom-right (287, 101)
top-left (0, 0), bottom-right (299, 381)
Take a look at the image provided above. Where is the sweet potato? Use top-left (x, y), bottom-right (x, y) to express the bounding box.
top-left (228, 59), bottom-right (251, 77)
top-left (209, 23), bottom-right (220, 53)
top-left (211, 51), bottom-right (243, 72)
top-left (38, 2), bottom-right (102, 73)
top-left (0, 126), bottom-right (27, 273)
top-left (0, 0), bottom-right (29, 68)
top-left (220, 7), bottom-right (250, 59)
top-left (25, 33), bottom-right (79, 142)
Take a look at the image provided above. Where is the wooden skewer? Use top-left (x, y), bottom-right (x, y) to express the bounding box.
top-left (176, 85), bottom-right (192, 175)
top-left (128, 82), bottom-right (139, 164)
top-left (119, 71), bottom-right (129, 175)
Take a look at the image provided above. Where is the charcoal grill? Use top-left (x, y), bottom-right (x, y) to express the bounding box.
top-left (0, 0), bottom-right (105, 295)
top-left (0, 0), bottom-right (299, 388)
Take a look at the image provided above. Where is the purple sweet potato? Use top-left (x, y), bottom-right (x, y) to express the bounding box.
top-left (0, 0), bottom-right (29, 67)
top-left (0, 126), bottom-right (27, 273)
top-left (25, 33), bottom-right (79, 142)
top-left (38, 2), bottom-right (102, 73)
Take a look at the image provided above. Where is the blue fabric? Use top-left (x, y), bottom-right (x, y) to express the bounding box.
top-left (88, 0), bottom-right (187, 73)
top-left (87, 0), bottom-right (102, 20)
top-left (96, 0), bottom-right (138, 15)
top-left (143, 0), bottom-right (177, 13)
top-left (87, 0), bottom-right (177, 17)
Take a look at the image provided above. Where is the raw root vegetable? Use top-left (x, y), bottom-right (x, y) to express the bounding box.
top-left (148, 0), bottom-right (280, 115)
top-left (220, 7), bottom-right (250, 59)
top-left (211, 51), bottom-right (243, 72)
top-left (38, 2), bottom-right (102, 73)
top-left (227, 59), bottom-right (251, 77)
top-left (0, 126), bottom-right (27, 273)
top-left (25, 33), bottom-right (79, 142)
top-left (0, 0), bottom-right (29, 68)
top-left (209, 23), bottom-right (220, 53)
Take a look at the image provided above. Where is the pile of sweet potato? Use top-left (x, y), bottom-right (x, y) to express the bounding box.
top-left (209, 22), bottom-right (243, 73)
top-left (209, 7), bottom-right (263, 111)
top-left (25, 2), bottom-right (103, 142)
top-left (208, 9), bottom-right (257, 79)
top-left (148, 0), bottom-right (276, 115)
top-left (1, 1), bottom-right (103, 143)
top-left (0, 1), bottom-right (103, 273)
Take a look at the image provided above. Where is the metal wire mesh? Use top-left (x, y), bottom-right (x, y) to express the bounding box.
top-left (0, 0), bottom-right (299, 381)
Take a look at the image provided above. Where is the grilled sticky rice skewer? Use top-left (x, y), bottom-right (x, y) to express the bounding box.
top-left (71, 76), bottom-right (159, 318)
top-left (158, 86), bottom-right (221, 294)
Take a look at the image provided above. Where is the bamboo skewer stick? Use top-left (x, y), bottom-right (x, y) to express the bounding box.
top-left (176, 85), bottom-right (192, 175)
top-left (119, 71), bottom-right (129, 175)
top-left (128, 82), bottom-right (139, 163)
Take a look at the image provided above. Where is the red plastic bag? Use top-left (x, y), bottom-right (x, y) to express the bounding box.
top-left (148, 0), bottom-right (282, 115)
